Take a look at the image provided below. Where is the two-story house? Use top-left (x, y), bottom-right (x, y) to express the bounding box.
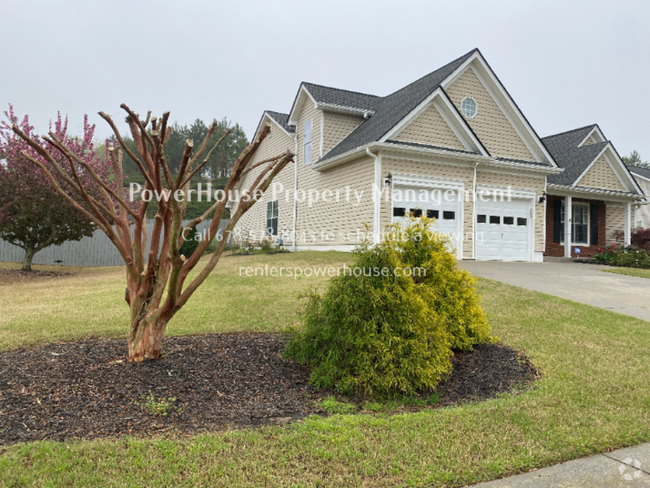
top-left (233, 48), bottom-right (645, 261)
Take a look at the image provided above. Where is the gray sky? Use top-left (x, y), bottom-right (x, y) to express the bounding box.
top-left (1, 0), bottom-right (648, 161)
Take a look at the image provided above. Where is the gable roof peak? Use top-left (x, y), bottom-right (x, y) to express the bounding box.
top-left (543, 124), bottom-right (599, 141)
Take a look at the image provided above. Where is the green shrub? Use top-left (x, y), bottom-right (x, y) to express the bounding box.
top-left (594, 243), bottom-right (650, 269)
top-left (179, 226), bottom-right (200, 258)
top-left (394, 219), bottom-right (492, 351)
top-left (259, 237), bottom-right (275, 253)
top-left (285, 217), bottom-right (493, 396)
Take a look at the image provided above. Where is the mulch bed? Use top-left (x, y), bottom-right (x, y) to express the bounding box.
top-left (0, 269), bottom-right (71, 286)
top-left (0, 334), bottom-right (539, 445)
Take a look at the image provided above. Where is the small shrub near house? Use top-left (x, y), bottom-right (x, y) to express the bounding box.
top-left (180, 226), bottom-right (201, 258)
top-left (593, 242), bottom-right (650, 269)
top-left (285, 217), bottom-right (494, 396)
top-left (632, 227), bottom-right (650, 252)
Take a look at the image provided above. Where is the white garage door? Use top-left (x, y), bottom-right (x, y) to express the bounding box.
top-left (391, 184), bottom-right (461, 250)
top-left (476, 198), bottom-right (532, 261)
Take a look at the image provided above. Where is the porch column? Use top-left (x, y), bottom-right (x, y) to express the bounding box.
top-left (624, 201), bottom-right (632, 245)
top-left (564, 196), bottom-right (572, 258)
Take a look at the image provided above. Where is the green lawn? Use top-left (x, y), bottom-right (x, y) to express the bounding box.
top-left (0, 252), bottom-right (349, 352)
top-left (1, 252), bottom-right (650, 487)
top-left (602, 267), bottom-right (650, 279)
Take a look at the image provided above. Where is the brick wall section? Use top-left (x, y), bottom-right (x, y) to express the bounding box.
top-left (544, 195), bottom-right (606, 257)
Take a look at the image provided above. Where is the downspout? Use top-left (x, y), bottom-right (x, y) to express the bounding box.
top-left (367, 147), bottom-right (381, 245)
top-left (292, 133), bottom-right (298, 251)
top-left (542, 178), bottom-right (548, 256)
top-left (472, 162), bottom-right (479, 259)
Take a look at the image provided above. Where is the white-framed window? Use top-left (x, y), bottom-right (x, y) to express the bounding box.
top-left (266, 200), bottom-right (278, 237)
top-left (560, 202), bottom-right (589, 245)
top-left (637, 220), bottom-right (644, 228)
top-left (303, 120), bottom-right (313, 165)
top-left (461, 97), bottom-right (477, 118)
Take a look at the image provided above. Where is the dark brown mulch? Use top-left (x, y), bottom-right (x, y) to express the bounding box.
top-left (0, 269), bottom-right (71, 286)
top-left (0, 334), bottom-right (538, 445)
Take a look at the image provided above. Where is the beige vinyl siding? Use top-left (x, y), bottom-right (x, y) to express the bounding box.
top-left (380, 157), bottom-right (474, 258)
top-left (322, 112), bottom-right (363, 155)
top-left (476, 171), bottom-right (546, 253)
top-left (296, 100), bottom-right (374, 246)
top-left (446, 68), bottom-right (536, 162)
top-left (581, 136), bottom-right (596, 147)
top-left (577, 155), bottom-right (627, 192)
top-left (233, 117), bottom-right (294, 242)
top-left (606, 205), bottom-right (625, 244)
top-left (393, 104), bottom-right (465, 150)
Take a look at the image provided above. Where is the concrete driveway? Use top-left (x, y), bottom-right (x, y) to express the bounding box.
top-left (462, 261), bottom-right (650, 323)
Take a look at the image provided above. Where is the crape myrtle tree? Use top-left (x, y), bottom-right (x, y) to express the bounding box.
top-left (13, 104), bottom-right (293, 361)
top-left (0, 106), bottom-right (114, 271)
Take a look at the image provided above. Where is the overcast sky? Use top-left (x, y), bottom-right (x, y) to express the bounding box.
top-left (1, 0), bottom-right (648, 161)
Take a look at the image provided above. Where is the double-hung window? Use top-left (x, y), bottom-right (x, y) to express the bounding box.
top-left (560, 202), bottom-right (589, 245)
top-left (303, 120), bottom-right (313, 165)
top-left (266, 200), bottom-right (278, 237)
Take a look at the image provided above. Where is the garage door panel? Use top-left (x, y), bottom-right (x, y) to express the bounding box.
top-left (476, 197), bottom-right (532, 262)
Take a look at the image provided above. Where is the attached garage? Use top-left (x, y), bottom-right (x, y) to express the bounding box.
top-left (475, 193), bottom-right (534, 261)
top-left (390, 175), bottom-right (465, 258)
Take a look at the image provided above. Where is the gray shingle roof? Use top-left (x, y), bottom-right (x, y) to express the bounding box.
top-left (541, 125), bottom-right (608, 185)
top-left (628, 164), bottom-right (650, 181)
top-left (265, 111), bottom-right (294, 133)
top-left (319, 49), bottom-right (479, 162)
top-left (302, 83), bottom-right (380, 112)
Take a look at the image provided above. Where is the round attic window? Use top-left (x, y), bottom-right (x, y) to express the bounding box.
top-left (461, 97), bottom-right (477, 118)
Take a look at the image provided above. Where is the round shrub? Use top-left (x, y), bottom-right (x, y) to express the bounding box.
top-left (285, 217), bottom-right (493, 396)
top-left (393, 219), bottom-right (492, 351)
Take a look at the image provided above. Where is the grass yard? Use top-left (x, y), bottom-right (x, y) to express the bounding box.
top-left (2, 252), bottom-right (650, 486)
top-left (602, 267), bottom-right (650, 280)
top-left (0, 251), bottom-right (349, 352)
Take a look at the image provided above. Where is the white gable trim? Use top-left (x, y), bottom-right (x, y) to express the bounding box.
top-left (578, 126), bottom-right (606, 147)
top-left (574, 144), bottom-right (644, 194)
top-left (630, 171), bottom-right (650, 184)
top-left (469, 66), bottom-right (540, 162)
top-left (252, 112), bottom-right (292, 141)
top-left (441, 52), bottom-right (559, 168)
top-left (264, 112), bottom-right (293, 138)
top-left (288, 85), bottom-right (318, 126)
top-left (573, 145), bottom-right (609, 187)
top-left (379, 88), bottom-right (489, 156)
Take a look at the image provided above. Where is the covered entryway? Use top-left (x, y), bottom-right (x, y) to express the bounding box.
top-left (475, 196), bottom-right (533, 261)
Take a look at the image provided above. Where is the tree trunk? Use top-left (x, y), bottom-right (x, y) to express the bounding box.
top-left (128, 314), bottom-right (168, 362)
top-left (21, 245), bottom-right (36, 271)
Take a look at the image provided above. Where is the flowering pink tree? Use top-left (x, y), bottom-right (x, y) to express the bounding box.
top-left (0, 106), bottom-right (115, 271)
top-left (13, 105), bottom-right (293, 361)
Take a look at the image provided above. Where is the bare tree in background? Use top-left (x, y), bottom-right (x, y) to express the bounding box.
top-left (13, 104), bottom-right (293, 362)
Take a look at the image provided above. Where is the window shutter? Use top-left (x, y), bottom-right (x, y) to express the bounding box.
top-left (553, 200), bottom-right (562, 243)
top-left (590, 204), bottom-right (599, 245)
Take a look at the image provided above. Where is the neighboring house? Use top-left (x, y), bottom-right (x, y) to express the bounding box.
top-left (234, 48), bottom-right (646, 261)
top-left (628, 165), bottom-right (650, 228)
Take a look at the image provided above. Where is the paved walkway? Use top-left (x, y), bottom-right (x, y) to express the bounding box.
top-left (471, 442), bottom-right (650, 486)
top-left (462, 261), bottom-right (650, 323)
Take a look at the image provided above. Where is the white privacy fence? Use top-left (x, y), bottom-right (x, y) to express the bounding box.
top-left (0, 219), bottom-right (229, 267)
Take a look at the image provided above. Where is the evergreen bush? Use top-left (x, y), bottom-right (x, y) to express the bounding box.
top-left (285, 216), bottom-right (494, 396)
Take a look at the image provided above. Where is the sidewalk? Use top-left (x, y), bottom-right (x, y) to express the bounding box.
top-left (470, 442), bottom-right (650, 487)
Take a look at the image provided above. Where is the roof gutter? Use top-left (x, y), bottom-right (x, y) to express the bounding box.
top-left (314, 141), bottom-right (563, 176)
top-left (547, 183), bottom-right (646, 202)
top-left (317, 102), bottom-right (375, 117)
